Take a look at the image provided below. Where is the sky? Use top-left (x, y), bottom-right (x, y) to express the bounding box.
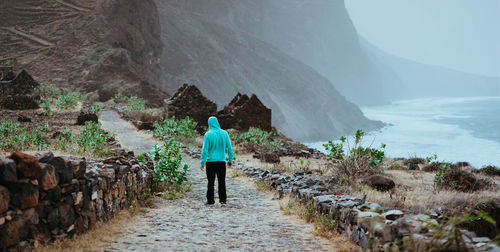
top-left (345, 0), bottom-right (500, 77)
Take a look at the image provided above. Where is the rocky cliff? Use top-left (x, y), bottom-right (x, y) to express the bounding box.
top-left (154, 0), bottom-right (382, 141)
top-left (162, 0), bottom-right (499, 105)
top-left (0, 0), bottom-right (167, 104)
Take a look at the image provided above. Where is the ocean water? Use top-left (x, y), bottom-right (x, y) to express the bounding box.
top-left (306, 96), bottom-right (500, 168)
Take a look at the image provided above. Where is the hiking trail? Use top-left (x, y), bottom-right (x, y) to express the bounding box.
top-left (97, 110), bottom-right (339, 251)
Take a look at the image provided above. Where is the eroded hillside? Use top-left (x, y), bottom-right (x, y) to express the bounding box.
top-left (0, 0), bottom-right (167, 105)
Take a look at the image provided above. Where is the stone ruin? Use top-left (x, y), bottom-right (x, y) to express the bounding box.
top-left (0, 70), bottom-right (40, 110)
top-left (164, 84), bottom-right (217, 129)
top-left (164, 85), bottom-right (272, 132)
top-left (216, 93), bottom-right (272, 132)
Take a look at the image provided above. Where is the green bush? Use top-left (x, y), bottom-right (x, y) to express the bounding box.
top-left (0, 120), bottom-right (30, 151)
top-left (153, 116), bottom-right (199, 140)
top-left (30, 126), bottom-right (50, 151)
top-left (33, 82), bottom-right (61, 99)
top-left (77, 121), bottom-right (108, 154)
top-left (91, 102), bottom-right (102, 115)
top-left (324, 129), bottom-right (386, 181)
top-left (148, 139), bottom-right (189, 188)
top-left (56, 92), bottom-right (81, 109)
top-left (238, 127), bottom-right (282, 152)
top-left (55, 126), bottom-right (76, 151)
top-left (41, 98), bottom-right (54, 116)
top-left (0, 120), bottom-right (51, 151)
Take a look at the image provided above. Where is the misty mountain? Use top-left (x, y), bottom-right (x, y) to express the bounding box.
top-left (161, 0), bottom-right (386, 105)
top-left (153, 0), bottom-right (382, 141)
top-left (360, 38), bottom-right (500, 100)
top-left (163, 0), bottom-right (499, 105)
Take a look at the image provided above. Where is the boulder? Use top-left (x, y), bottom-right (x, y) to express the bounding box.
top-left (216, 93), bottom-right (272, 131)
top-left (0, 157), bottom-right (18, 183)
top-left (0, 185), bottom-right (9, 215)
top-left (0, 215), bottom-right (28, 249)
top-left (8, 182), bottom-right (39, 209)
top-left (362, 175), bottom-right (395, 192)
top-left (44, 157), bottom-right (73, 184)
top-left (164, 84), bottom-right (217, 129)
top-left (39, 163), bottom-right (58, 191)
top-left (58, 197), bottom-right (75, 230)
top-left (8, 152), bottom-right (42, 180)
top-left (383, 210), bottom-right (404, 221)
top-left (262, 152), bottom-right (280, 163)
top-left (76, 112), bottom-right (98, 125)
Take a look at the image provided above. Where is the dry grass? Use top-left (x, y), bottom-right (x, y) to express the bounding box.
top-left (36, 209), bottom-right (143, 252)
top-left (228, 167), bottom-right (244, 178)
top-left (351, 169), bottom-right (500, 213)
top-left (279, 197), bottom-right (358, 252)
top-left (253, 180), bottom-right (273, 191)
top-left (238, 152), bottom-right (500, 214)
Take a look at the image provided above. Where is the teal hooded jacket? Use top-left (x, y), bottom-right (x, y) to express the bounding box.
top-left (200, 117), bottom-right (234, 166)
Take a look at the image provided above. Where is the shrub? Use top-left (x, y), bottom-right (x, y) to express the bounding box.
top-left (41, 98), bottom-right (54, 116)
top-left (0, 119), bottom-right (30, 151)
top-left (402, 157), bottom-right (426, 166)
top-left (91, 102), bottom-right (102, 115)
top-left (476, 165), bottom-right (500, 177)
top-left (33, 82), bottom-right (61, 99)
top-left (123, 96), bottom-right (146, 115)
top-left (323, 140), bottom-right (344, 160)
top-left (238, 127), bottom-right (282, 152)
top-left (77, 121), bottom-right (108, 154)
top-left (324, 129), bottom-right (386, 181)
top-left (422, 162), bottom-right (444, 172)
top-left (55, 127), bottom-right (76, 151)
top-left (30, 126), bottom-right (50, 151)
top-left (438, 168), bottom-right (491, 192)
top-left (56, 92), bottom-right (81, 109)
top-left (148, 139), bottom-right (189, 189)
top-left (153, 116), bottom-right (199, 140)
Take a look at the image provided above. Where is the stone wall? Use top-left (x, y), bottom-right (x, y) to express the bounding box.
top-left (228, 162), bottom-right (499, 251)
top-left (0, 151), bottom-right (153, 250)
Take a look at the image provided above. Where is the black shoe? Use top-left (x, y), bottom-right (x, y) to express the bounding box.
top-left (220, 202), bottom-right (227, 206)
top-left (205, 202), bottom-right (215, 206)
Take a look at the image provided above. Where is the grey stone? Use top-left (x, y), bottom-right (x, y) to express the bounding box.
top-left (383, 210), bottom-right (404, 221)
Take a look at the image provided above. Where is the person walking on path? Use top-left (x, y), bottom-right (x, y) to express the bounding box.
top-left (200, 116), bottom-right (234, 205)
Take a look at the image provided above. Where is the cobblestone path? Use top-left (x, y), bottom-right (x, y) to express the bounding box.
top-left (97, 111), bottom-right (339, 251)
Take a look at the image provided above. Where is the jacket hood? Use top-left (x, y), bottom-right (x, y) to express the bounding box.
top-left (208, 116), bottom-right (221, 130)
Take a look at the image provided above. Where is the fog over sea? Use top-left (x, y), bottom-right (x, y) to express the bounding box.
top-left (306, 96), bottom-right (500, 168)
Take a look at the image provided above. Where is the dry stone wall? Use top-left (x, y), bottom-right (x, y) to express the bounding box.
top-left (0, 151), bottom-right (153, 250)
top-left (225, 161), bottom-right (500, 252)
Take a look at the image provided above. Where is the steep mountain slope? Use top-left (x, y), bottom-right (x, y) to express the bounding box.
top-left (155, 1), bottom-right (382, 141)
top-left (360, 39), bottom-right (500, 100)
top-left (162, 0), bottom-right (386, 105)
top-left (0, 0), bottom-right (167, 104)
top-left (163, 0), bottom-right (500, 105)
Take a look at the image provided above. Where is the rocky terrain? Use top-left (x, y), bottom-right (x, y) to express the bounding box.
top-left (0, 0), bottom-right (167, 106)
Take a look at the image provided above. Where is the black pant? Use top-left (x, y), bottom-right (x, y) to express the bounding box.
top-left (206, 161), bottom-right (227, 204)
